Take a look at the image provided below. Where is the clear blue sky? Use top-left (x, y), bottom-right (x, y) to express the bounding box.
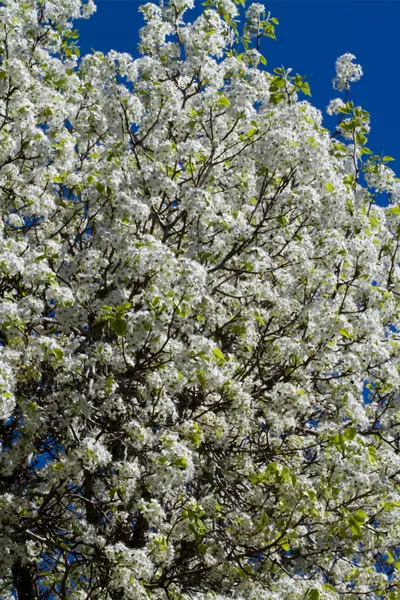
top-left (78, 0), bottom-right (400, 165)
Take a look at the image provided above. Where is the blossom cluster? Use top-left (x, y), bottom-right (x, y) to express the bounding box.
top-left (0, 0), bottom-right (400, 599)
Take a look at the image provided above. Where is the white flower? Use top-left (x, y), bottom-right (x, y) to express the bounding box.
top-left (326, 97), bottom-right (346, 115)
top-left (333, 52), bottom-right (363, 90)
top-left (80, 438), bottom-right (112, 469)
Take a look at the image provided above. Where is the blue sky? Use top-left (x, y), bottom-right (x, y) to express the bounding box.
top-left (78, 0), bottom-right (400, 166)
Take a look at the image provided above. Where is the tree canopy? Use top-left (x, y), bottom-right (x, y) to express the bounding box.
top-left (1, 0), bottom-right (400, 598)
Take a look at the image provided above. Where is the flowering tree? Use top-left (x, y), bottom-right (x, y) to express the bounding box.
top-left (1, 0), bottom-right (400, 598)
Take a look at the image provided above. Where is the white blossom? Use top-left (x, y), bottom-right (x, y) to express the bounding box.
top-left (0, 0), bottom-right (399, 598)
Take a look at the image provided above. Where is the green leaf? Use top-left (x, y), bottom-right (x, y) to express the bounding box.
top-left (112, 319), bottom-right (127, 336)
top-left (307, 590), bottom-right (320, 600)
top-left (338, 328), bottom-right (351, 339)
top-left (349, 517), bottom-right (362, 535)
top-left (259, 54), bottom-right (267, 66)
top-left (271, 77), bottom-right (285, 89)
top-left (300, 82), bottom-right (311, 97)
top-left (189, 518), bottom-right (205, 538)
top-left (368, 445), bottom-right (377, 463)
top-left (105, 375), bottom-right (114, 394)
top-left (325, 182), bottom-right (334, 193)
top-left (52, 176), bottom-right (63, 184)
top-left (0, 70), bottom-right (7, 79)
top-left (356, 133), bottom-right (368, 146)
top-left (53, 462), bottom-right (64, 471)
top-left (250, 472), bottom-right (267, 485)
top-left (197, 369), bottom-right (206, 387)
top-left (281, 540), bottom-right (290, 551)
top-left (212, 347), bottom-right (225, 361)
top-left (369, 215), bottom-right (380, 228)
top-left (254, 311), bottom-right (265, 325)
top-left (217, 96), bottom-right (231, 108)
top-left (360, 147), bottom-right (372, 155)
top-left (94, 315), bottom-right (112, 328)
top-left (269, 93), bottom-right (285, 105)
top-left (96, 182), bottom-right (105, 193)
top-left (354, 509), bottom-right (368, 522)
top-left (322, 584), bottom-right (337, 594)
top-left (387, 205), bottom-right (400, 215)
top-left (175, 456), bottom-right (188, 470)
top-left (383, 156), bottom-right (395, 162)
top-left (259, 510), bottom-right (269, 528)
top-left (344, 426), bottom-right (356, 441)
top-left (101, 305), bottom-right (114, 313)
top-left (387, 551), bottom-right (395, 563)
top-left (52, 348), bottom-right (64, 360)
top-left (343, 174), bottom-right (354, 185)
top-left (115, 301), bottom-right (131, 317)
top-left (277, 215), bottom-right (288, 226)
